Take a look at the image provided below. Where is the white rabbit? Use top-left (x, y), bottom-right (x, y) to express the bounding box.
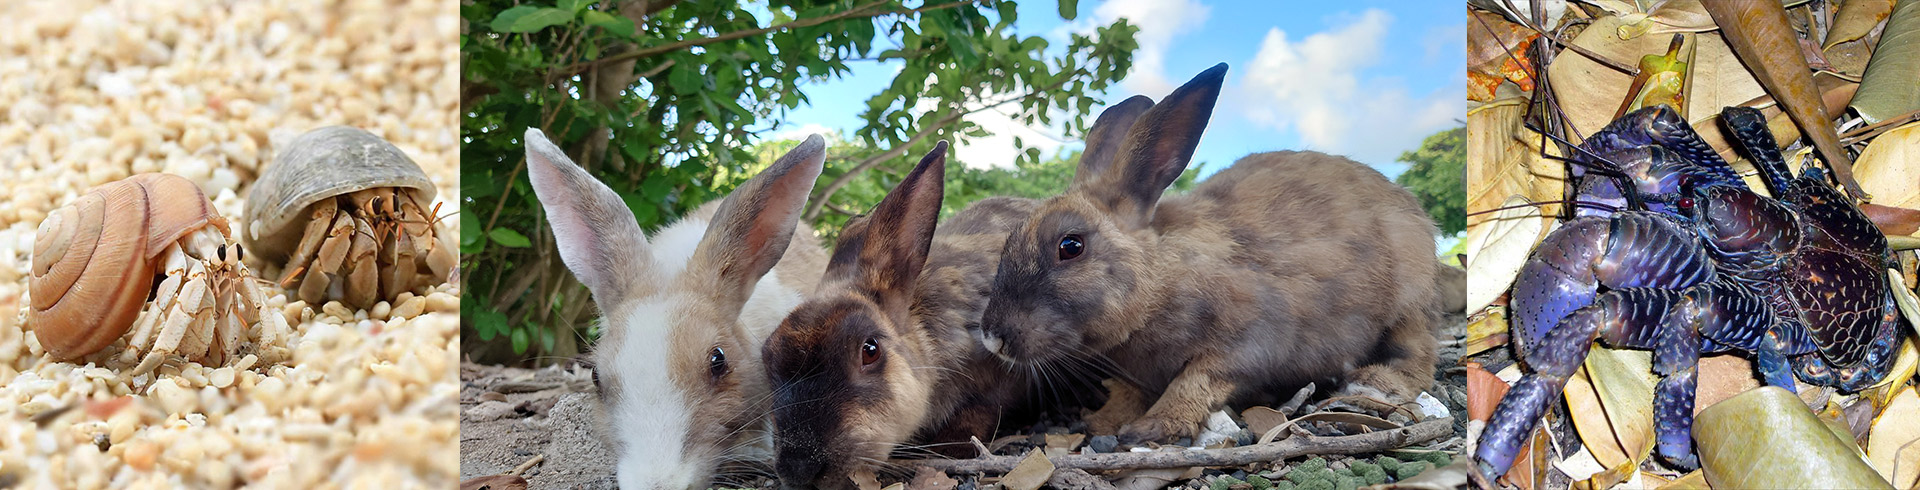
top-left (523, 128), bottom-right (828, 489)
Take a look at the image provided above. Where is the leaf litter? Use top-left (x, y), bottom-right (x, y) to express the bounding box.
top-left (1465, 1), bottom-right (1920, 488)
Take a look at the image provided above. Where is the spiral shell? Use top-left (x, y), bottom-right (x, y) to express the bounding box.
top-left (29, 174), bottom-right (228, 360)
top-left (243, 126), bottom-right (435, 262)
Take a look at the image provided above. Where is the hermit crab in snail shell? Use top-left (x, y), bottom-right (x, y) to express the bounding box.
top-left (29, 173), bottom-right (288, 377)
top-left (242, 126), bottom-right (456, 310)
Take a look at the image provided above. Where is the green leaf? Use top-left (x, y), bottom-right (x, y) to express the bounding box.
top-left (669, 65), bottom-right (703, 95)
top-left (583, 10), bottom-right (636, 38)
top-left (540, 327), bottom-right (557, 353)
top-left (491, 6), bottom-right (573, 33)
top-left (1058, 0), bottom-right (1078, 20)
top-left (559, 0), bottom-right (590, 14)
top-left (511, 326), bottom-right (530, 354)
top-left (476, 310), bottom-right (507, 341)
top-left (489, 227), bottom-right (533, 248)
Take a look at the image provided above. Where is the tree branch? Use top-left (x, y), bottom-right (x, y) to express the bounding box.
top-left (549, 0), bottom-right (979, 82)
top-left (906, 419), bottom-right (1451, 474)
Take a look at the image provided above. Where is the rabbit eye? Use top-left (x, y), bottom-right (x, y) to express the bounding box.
top-left (1057, 234), bottom-right (1085, 261)
top-left (708, 347), bottom-right (728, 377)
top-left (860, 338), bottom-right (881, 366)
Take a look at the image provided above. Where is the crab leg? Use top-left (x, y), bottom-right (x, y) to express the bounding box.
top-left (126, 244), bottom-right (192, 363)
top-left (1477, 213), bottom-right (1719, 477)
top-left (403, 190), bottom-right (456, 283)
top-left (344, 215), bottom-right (380, 309)
top-left (128, 264), bottom-right (214, 378)
top-left (300, 210), bottom-right (356, 304)
top-left (279, 199), bottom-right (339, 287)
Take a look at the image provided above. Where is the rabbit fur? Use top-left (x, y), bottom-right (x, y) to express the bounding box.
top-left (524, 129), bottom-right (829, 489)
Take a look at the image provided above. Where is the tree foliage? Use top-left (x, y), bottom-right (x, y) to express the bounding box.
top-left (1395, 126), bottom-right (1466, 236)
top-left (460, 0), bottom-right (1138, 364)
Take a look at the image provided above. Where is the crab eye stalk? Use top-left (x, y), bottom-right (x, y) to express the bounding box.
top-left (709, 347), bottom-right (728, 377)
top-left (860, 338), bottom-right (881, 366)
top-left (1058, 234), bottom-right (1085, 261)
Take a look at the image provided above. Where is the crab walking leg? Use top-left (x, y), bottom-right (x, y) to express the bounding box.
top-left (300, 209), bottom-right (356, 304)
top-left (344, 215), bottom-right (381, 309)
top-left (384, 225), bottom-right (418, 297)
top-left (125, 244), bottom-right (192, 363)
top-left (401, 189), bottom-right (456, 284)
top-left (1477, 213), bottom-right (1717, 478)
top-left (279, 199), bottom-right (340, 287)
top-left (128, 267), bottom-right (214, 378)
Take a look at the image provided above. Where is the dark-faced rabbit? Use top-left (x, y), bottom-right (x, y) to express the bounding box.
top-left (977, 63), bottom-right (1442, 444)
top-left (761, 141), bottom-right (1063, 488)
top-left (524, 129), bottom-right (829, 489)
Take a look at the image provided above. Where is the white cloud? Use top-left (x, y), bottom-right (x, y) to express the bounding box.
top-left (1088, 0), bottom-right (1211, 96)
top-left (1242, 10), bottom-right (1463, 172)
top-left (769, 122), bottom-right (838, 142)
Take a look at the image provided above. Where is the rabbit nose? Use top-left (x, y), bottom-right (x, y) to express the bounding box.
top-left (776, 450), bottom-right (827, 487)
top-left (975, 329), bottom-right (1009, 358)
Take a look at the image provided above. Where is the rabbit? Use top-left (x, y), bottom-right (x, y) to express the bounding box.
top-left (761, 140), bottom-right (1068, 489)
top-left (976, 62), bottom-right (1443, 445)
top-left (523, 128), bottom-right (830, 490)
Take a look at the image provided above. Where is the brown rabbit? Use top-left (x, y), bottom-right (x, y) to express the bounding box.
top-left (976, 63), bottom-right (1442, 444)
top-left (761, 141), bottom-right (1069, 489)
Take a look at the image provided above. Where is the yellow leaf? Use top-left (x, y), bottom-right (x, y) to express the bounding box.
top-left (1465, 196), bottom-right (1546, 313)
top-left (1694, 387), bottom-right (1893, 489)
top-left (1000, 449), bottom-right (1054, 490)
top-left (1867, 385), bottom-right (1920, 489)
top-left (1564, 346), bottom-right (1655, 469)
top-left (1856, 122), bottom-right (1920, 221)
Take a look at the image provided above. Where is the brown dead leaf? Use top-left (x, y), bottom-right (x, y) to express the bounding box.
top-left (1467, 98), bottom-right (1566, 230)
top-left (1001, 449), bottom-right (1055, 490)
top-left (1241, 406), bottom-right (1289, 437)
top-left (850, 466), bottom-right (884, 490)
top-left (1827, 0), bottom-right (1896, 49)
top-left (1466, 362), bottom-right (1509, 423)
top-left (1550, 15), bottom-right (1766, 138)
top-left (1863, 203), bottom-right (1920, 236)
top-left (908, 467), bottom-right (959, 490)
top-left (459, 475), bottom-right (528, 490)
top-left (1470, 10), bottom-right (1540, 102)
top-left (1564, 346), bottom-right (1654, 469)
top-left (1044, 433), bottom-right (1086, 452)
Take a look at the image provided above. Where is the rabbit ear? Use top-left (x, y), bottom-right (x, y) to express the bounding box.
top-left (823, 141), bottom-right (947, 313)
top-left (692, 134), bottom-right (828, 307)
top-left (1085, 63), bottom-right (1227, 226)
top-left (525, 127), bottom-right (655, 301)
top-left (1072, 95), bottom-right (1155, 189)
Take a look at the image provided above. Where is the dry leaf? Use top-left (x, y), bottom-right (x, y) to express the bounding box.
top-left (1549, 15), bottom-right (1765, 138)
top-left (1862, 203), bottom-right (1920, 236)
top-left (1655, 470), bottom-right (1710, 490)
top-left (1694, 387), bottom-right (1893, 489)
top-left (1705, 1), bottom-right (1860, 197)
top-left (1241, 406), bottom-right (1289, 437)
top-left (908, 467), bottom-right (959, 490)
top-left (1854, 122), bottom-right (1920, 212)
top-left (1467, 362), bottom-right (1509, 423)
top-left (1867, 385), bottom-right (1920, 489)
top-left (1564, 346), bottom-right (1654, 469)
top-left (1853, 0), bottom-right (1920, 124)
top-left (1001, 449), bottom-right (1055, 490)
top-left (1827, 0), bottom-right (1895, 49)
top-left (1466, 196), bottom-right (1546, 313)
top-left (850, 466), bottom-right (884, 490)
top-left (1465, 307), bottom-right (1512, 357)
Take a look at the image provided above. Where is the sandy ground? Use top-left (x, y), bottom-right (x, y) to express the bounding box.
top-left (0, 0), bottom-right (463, 487)
top-left (458, 311), bottom-right (1470, 489)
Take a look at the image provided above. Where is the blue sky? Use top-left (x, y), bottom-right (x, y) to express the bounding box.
top-left (770, 0), bottom-right (1463, 180)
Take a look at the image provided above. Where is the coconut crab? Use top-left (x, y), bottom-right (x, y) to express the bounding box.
top-left (1472, 105), bottom-right (1904, 477)
top-left (28, 173), bottom-right (289, 378)
top-left (243, 126), bottom-right (455, 310)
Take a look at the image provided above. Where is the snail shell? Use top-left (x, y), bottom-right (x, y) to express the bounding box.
top-left (30, 174), bottom-right (228, 360)
top-left (243, 126), bottom-right (436, 263)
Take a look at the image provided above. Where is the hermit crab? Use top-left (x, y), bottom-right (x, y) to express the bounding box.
top-left (243, 126), bottom-right (455, 310)
top-left (28, 173), bottom-right (285, 377)
top-left (1473, 106), bottom-right (1903, 477)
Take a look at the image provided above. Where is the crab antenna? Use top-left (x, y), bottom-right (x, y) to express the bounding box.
top-left (1525, 118), bottom-right (1651, 211)
top-left (1468, 199), bottom-right (1621, 218)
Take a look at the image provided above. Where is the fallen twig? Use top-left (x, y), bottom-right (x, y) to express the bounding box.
top-left (1048, 468), bottom-right (1120, 490)
top-left (508, 454), bottom-right (545, 476)
top-left (908, 419), bottom-right (1451, 474)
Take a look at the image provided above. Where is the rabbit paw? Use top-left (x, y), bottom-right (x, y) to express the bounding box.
top-left (1116, 416), bottom-right (1197, 445)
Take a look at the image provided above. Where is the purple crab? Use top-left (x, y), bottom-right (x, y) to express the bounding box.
top-left (1473, 105), bottom-right (1903, 478)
